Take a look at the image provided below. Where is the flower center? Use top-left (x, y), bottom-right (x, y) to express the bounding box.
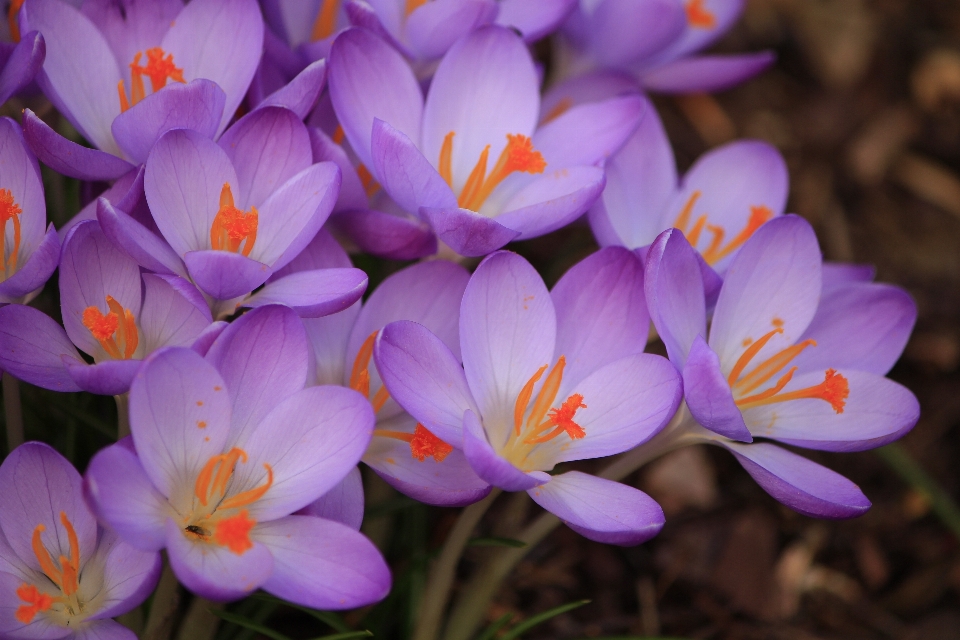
top-left (16, 512), bottom-right (83, 624)
top-left (184, 447), bottom-right (273, 555)
top-left (210, 183), bottom-right (258, 256)
top-left (672, 190), bottom-right (773, 265)
top-left (375, 423), bottom-right (455, 462)
top-left (685, 0), bottom-right (716, 28)
top-left (727, 325), bottom-right (849, 413)
top-left (0, 188), bottom-right (22, 280)
top-left (82, 296), bottom-right (139, 360)
top-left (7, 0), bottom-right (23, 42)
top-left (118, 47), bottom-right (186, 112)
top-left (439, 132), bottom-right (547, 211)
top-left (502, 355), bottom-right (587, 469)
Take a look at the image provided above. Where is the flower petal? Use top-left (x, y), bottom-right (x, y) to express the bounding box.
top-left (463, 409), bottom-right (549, 491)
top-left (299, 466), bottom-right (364, 531)
top-left (244, 268), bottom-right (368, 318)
top-left (683, 335), bottom-right (752, 442)
top-left (257, 58), bottom-right (327, 119)
top-left (370, 118), bottom-right (457, 214)
top-left (331, 209), bottom-right (438, 260)
top-left (139, 274), bottom-right (213, 352)
top-left (85, 530), bottom-right (162, 621)
top-left (585, 0), bottom-right (686, 68)
top-left (184, 250), bottom-right (271, 301)
top-left (0, 304), bottom-right (81, 391)
top-left (640, 52), bottom-right (776, 93)
top-left (420, 206), bottom-right (520, 257)
top-left (493, 165), bottom-right (605, 239)
top-left (65, 358), bottom-right (141, 395)
top-left (0, 224), bottom-right (59, 302)
top-left (404, 0), bottom-right (497, 60)
top-left (532, 94), bottom-right (644, 168)
top-left (496, 0), bottom-right (575, 41)
top-left (21, 109), bottom-right (134, 181)
top-left (0, 31), bottom-right (44, 105)
top-left (96, 197), bottom-right (188, 278)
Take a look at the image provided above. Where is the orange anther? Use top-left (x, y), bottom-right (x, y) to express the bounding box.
top-left (686, 0), bottom-right (716, 28)
top-left (409, 424), bottom-right (454, 462)
top-left (210, 183), bottom-right (258, 256)
top-left (737, 368), bottom-right (849, 414)
top-left (405, 0), bottom-right (427, 16)
top-left (82, 296), bottom-right (139, 361)
top-left (0, 188), bottom-right (22, 276)
top-left (119, 47), bottom-right (184, 112)
top-left (82, 307), bottom-right (119, 343)
top-left (15, 584), bottom-right (53, 623)
top-left (438, 131), bottom-right (455, 188)
top-left (213, 510), bottom-right (255, 555)
top-left (349, 331), bottom-right (378, 396)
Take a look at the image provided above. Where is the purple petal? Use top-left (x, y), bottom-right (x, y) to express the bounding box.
top-left (86, 530), bottom-right (162, 620)
top-left (22, 109), bottom-right (133, 181)
top-left (304, 302), bottom-right (360, 386)
top-left (496, 0), bottom-right (575, 41)
top-left (79, 0), bottom-right (180, 72)
top-left (0, 224), bottom-right (59, 302)
top-left (331, 209), bottom-right (438, 260)
top-left (62, 167), bottom-right (141, 240)
top-left (139, 273), bottom-right (212, 351)
top-left (0, 31), bottom-right (44, 105)
top-left (299, 466), bottom-right (364, 531)
top-left (587, 0), bottom-right (686, 68)
top-left (539, 70), bottom-right (641, 121)
top-left (184, 250), bottom-right (271, 301)
top-left (370, 118), bottom-right (457, 214)
top-left (421, 206), bottom-right (520, 257)
top-left (683, 335), bottom-right (752, 441)
top-left (244, 268), bottom-right (368, 318)
top-left (404, 0), bottom-right (497, 60)
top-left (463, 409), bottom-right (549, 491)
top-left (647, 0), bottom-right (748, 65)
top-left (257, 59), bottom-right (327, 119)
top-left (640, 51), bottom-right (776, 94)
top-left (822, 262), bottom-right (875, 294)
top-left (65, 358), bottom-right (141, 395)
top-left (533, 94), bottom-right (644, 168)
top-left (528, 471), bottom-right (664, 545)
top-left (0, 304), bottom-right (81, 391)
top-left (130, 347), bottom-right (233, 497)
top-left (308, 126), bottom-right (368, 213)
top-left (191, 321), bottom-right (229, 357)
top-left (494, 166), bottom-right (605, 239)
top-left (74, 619), bottom-right (141, 639)
top-left (111, 79), bottom-right (226, 165)
top-left (271, 227), bottom-right (352, 277)
top-left (328, 27), bottom-right (423, 169)
top-left (374, 320), bottom-right (479, 446)
top-left (84, 439), bottom-right (170, 552)
top-left (257, 515), bottom-right (391, 609)
top-left (96, 197), bottom-right (188, 278)
top-left (722, 441), bottom-right (871, 518)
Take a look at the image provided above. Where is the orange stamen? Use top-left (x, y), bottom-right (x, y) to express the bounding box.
top-left (7, 0), bottom-right (23, 42)
top-left (31, 525), bottom-right (62, 588)
top-left (0, 188), bottom-right (22, 276)
top-left (735, 338), bottom-right (817, 395)
top-left (685, 214), bottom-right (708, 246)
top-left (195, 448), bottom-right (248, 506)
top-left (82, 297), bottom-right (139, 360)
top-left (219, 464), bottom-right (274, 511)
top-left (119, 48), bottom-right (184, 112)
top-left (514, 364), bottom-right (548, 436)
top-left (15, 584), bottom-right (52, 623)
top-left (701, 205), bottom-right (773, 265)
top-left (738, 368), bottom-right (849, 414)
top-left (213, 510), bottom-right (255, 555)
top-left (438, 131), bottom-right (454, 188)
top-left (405, 0), bottom-right (428, 16)
top-left (445, 133), bottom-right (547, 211)
top-left (349, 331), bottom-right (378, 395)
top-left (547, 393), bottom-right (587, 439)
top-left (332, 125), bottom-right (345, 145)
top-left (357, 164), bottom-right (380, 198)
top-left (371, 384), bottom-right (390, 413)
top-left (526, 356), bottom-right (566, 432)
top-left (59, 512), bottom-right (80, 597)
top-left (672, 190), bottom-right (702, 233)
top-left (210, 183), bottom-right (258, 256)
top-left (410, 424), bottom-right (454, 461)
top-left (311, 0), bottom-right (341, 40)
top-left (541, 97), bottom-right (573, 125)
top-left (686, 0), bottom-right (716, 28)
top-left (727, 327), bottom-right (783, 386)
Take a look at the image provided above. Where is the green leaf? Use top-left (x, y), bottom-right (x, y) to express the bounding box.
top-left (474, 612), bottom-right (513, 640)
top-left (499, 600), bottom-right (590, 640)
top-left (250, 593), bottom-right (351, 632)
top-left (209, 609), bottom-right (291, 640)
top-left (308, 632), bottom-right (374, 640)
top-left (467, 536), bottom-right (528, 548)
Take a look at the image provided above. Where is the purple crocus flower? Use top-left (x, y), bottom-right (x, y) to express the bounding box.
top-left (643, 215), bottom-right (920, 517)
top-left (85, 305), bottom-right (391, 605)
top-left (0, 220), bottom-right (212, 394)
top-left (559, 0), bottom-right (774, 93)
top-left (20, 0), bottom-right (264, 181)
top-left (0, 442), bottom-right (160, 639)
top-left (330, 25), bottom-right (644, 256)
top-left (0, 116), bottom-right (59, 304)
top-left (375, 249), bottom-right (682, 544)
top-left (0, 27), bottom-right (45, 105)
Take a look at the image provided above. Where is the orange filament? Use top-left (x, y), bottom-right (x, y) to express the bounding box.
top-left (375, 423), bottom-right (454, 462)
top-left (311, 0), bottom-right (341, 40)
top-left (210, 183), bottom-right (258, 256)
top-left (82, 295), bottom-right (139, 360)
top-left (737, 368), bottom-right (849, 414)
top-left (441, 132), bottom-right (547, 211)
top-left (332, 125), bottom-right (345, 145)
top-left (17, 512), bottom-right (83, 622)
top-left (734, 338), bottom-right (817, 395)
top-left (213, 510), bottom-right (255, 554)
top-left (700, 206), bottom-right (773, 265)
top-left (7, 0), bottom-right (22, 42)
top-left (514, 364), bottom-right (547, 436)
top-left (686, 0), bottom-right (716, 28)
top-left (0, 188), bottom-right (22, 277)
top-left (510, 355), bottom-right (587, 448)
top-left (15, 585), bottom-right (52, 623)
top-left (349, 330), bottom-right (393, 411)
top-left (405, 0), bottom-right (428, 16)
top-left (357, 164), bottom-right (380, 198)
top-left (118, 47), bottom-right (185, 112)
top-left (673, 190), bottom-right (702, 232)
top-left (541, 97), bottom-right (573, 125)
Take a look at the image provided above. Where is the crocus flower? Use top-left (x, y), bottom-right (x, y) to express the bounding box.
top-left (97, 105), bottom-right (367, 316)
top-left (643, 215), bottom-right (920, 517)
top-left (0, 442), bottom-right (160, 639)
top-left (20, 0), bottom-right (263, 181)
top-left (0, 116), bottom-right (59, 304)
top-left (375, 249), bottom-right (682, 544)
top-left (558, 0), bottom-right (774, 93)
top-left (330, 25), bottom-right (643, 256)
top-left (0, 220), bottom-right (212, 394)
top-left (85, 305), bottom-right (391, 605)
top-left (0, 28), bottom-right (44, 105)
top-left (296, 243), bottom-right (491, 506)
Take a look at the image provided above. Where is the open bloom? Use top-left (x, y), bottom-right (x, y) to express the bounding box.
top-left (0, 220), bottom-right (212, 394)
top-left (643, 215), bottom-right (919, 517)
top-left (330, 25), bottom-right (643, 256)
top-left (0, 116), bottom-right (59, 304)
top-left (20, 0), bottom-right (263, 181)
top-left (376, 249), bottom-right (682, 544)
top-left (85, 305), bottom-right (391, 605)
top-left (559, 0), bottom-right (774, 93)
top-left (0, 442), bottom-right (160, 639)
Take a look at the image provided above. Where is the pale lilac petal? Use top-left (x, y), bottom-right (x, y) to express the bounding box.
top-left (421, 206), bottom-right (519, 257)
top-left (822, 262), bottom-right (874, 294)
top-left (308, 126), bottom-right (367, 212)
top-left (374, 320), bottom-right (479, 446)
top-left (648, 0), bottom-right (747, 64)
top-left (0, 304), bottom-right (81, 391)
top-left (709, 216), bottom-right (822, 375)
top-left (0, 224), bottom-right (59, 301)
top-left (184, 250), bottom-right (270, 301)
top-left (87, 530), bottom-right (162, 620)
top-left (244, 268), bottom-right (368, 318)
top-left (587, 0), bottom-right (686, 68)
top-left (539, 70), bottom-right (640, 121)
top-left (422, 26), bottom-right (539, 193)
top-left (263, 0), bottom-right (322, 46)
top-left (161, 0), bottom-right (264, 135)
top-left (344, 0), bottom-right (402, 50)
top-left (533, 95), bottom-right (643, 168)
top-left (62, 168), bottom-right (141, 240)
top-left (299, 466), bottom-right (364, 531)
top-left (528, 471), bottom-right (664, 545)
top-left (370, 118), bottom-right (457, 213)
top-left (328, 27), bottom-right (423, 169)
top-left (463, 409), bottom-right (549, 491)
top-left (494, 165), bottom-right (605, 239)
top-left (721, 442), bottom-right (870, 518)
top-left (0, 31), bottom-right (44, 105)
top-left (644, 229), bottom-right (706, 369)
top-left (191, 321), bottom-right (228, 357)
top-left (404, 0), bottom-right (497, 60)
top-left (640, 52), bottom-right (776, 93)
top-left (332, 209), bottom-right (437, 260)
top-left (112, 79), bottom-right (226, 164)
top-left (270, 227), bottom-right (352, 277)
top-left (97, 197), bottom-right (187, 277)
top-left (65, 358), bottom-right (140, 395)
top-left (257, 515), bottom-right (390, 609)
top-left (84, 439), bottom-right (170, 552)
top-left (496, 0), bottom-right (575, 41)
top-left (683, 335), bottom-right (752, 441)
top-left (257, 59), bottom-right (327, 119)
top-left (164, 518), bottom-right (273, 601)
top-left (138, 274), bottom-right (212, 352)
top-left (80, 0), bottom-right (181, 70)
top-left (304, 302), bottom-right (360, 386)
top-left (22, 109), bottom-right (133, 181)
top-left (130, 347), bottom-right (233, 497)
top-left (460, 251), bottom-right (555, 444)
top-left (72, 620), bottom-right (137, 640)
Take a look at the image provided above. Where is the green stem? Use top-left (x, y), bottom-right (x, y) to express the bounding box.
top-left (412, 488), bottom-right (501, 640)
top-left (176, 596), bottom-right (223, 640)
top-left (143, 558), bottom-right (181, 640)
top-left (115, 393), bottom-right (130, 440)
top-left (875, 443), bottom-right (960, 540)
top-left (3, 372), bottom-right (23, 452)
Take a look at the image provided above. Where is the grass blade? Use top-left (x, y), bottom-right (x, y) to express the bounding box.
top-left (474, 612), bottom-right (513, 640)
top-left (875, 443), bottom-right (960, 541)
top-left (250, 593), bottom-right (351, 632)
top-left (500, 600), bottom-right (590, 640)
top-left (209, 609), bottom-right (291, 640)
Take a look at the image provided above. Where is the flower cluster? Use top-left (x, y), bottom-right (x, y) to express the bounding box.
top-left (0, 0), bottom-right (919, 637)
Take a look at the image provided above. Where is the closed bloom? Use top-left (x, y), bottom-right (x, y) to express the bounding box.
top-left (85, 305), bottom-right (391, 605)
top-left (376, 249), bottom-right (682, 544)
top-left (644, 215), bottom-right (919, 517)
top-left (0, 442), bottom-right (160, 639)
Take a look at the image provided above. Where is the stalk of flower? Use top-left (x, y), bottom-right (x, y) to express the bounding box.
top-left (0, 442), bottom-right (161, 639)
top-left (329, 25), bottom-right (644, 256)
top-left (0, 220), bottom-right (213, 395)
top-left (85, 305), bottom-right (392, 606)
